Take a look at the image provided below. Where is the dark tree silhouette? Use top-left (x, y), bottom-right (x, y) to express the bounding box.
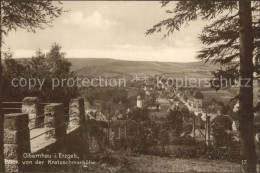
top-left (146, 1), bottom-right (260, 171)
top-left (0, 2), bottom-right (64, 171)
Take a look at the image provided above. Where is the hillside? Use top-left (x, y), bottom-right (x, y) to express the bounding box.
top-left (68, 58), bottom-right (219, 79)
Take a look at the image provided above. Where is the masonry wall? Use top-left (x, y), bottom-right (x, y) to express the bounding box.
top-left (3, 97), bottom-right (92, 172)
top-left (2, 97), bottom-right (126, 172)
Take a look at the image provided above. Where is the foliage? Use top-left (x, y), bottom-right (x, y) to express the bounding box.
top-left (211, 116), bottom-right (234, 147)
top-left (202, 98), bottom-right (214, 110)
top-left (2, 51), bottom-right (28, 100)
top-left (147, 141), bottom-right (240, 163)
top-left (2, 44), bottom-right (79, 104)
top-left (1, 1), bottom-right (64, 36)
top-left (126, 120), bottom-right (159, 154)
top-left (0, 1), bottom-right (65, 171)
top-left (182, 124), bottom-right (193, 136)
top-left (220, 104), bottom-right (232, 115)
top-left (180, 107), bottom-right (190, 119)
top-left (203, 144), bottom-right (240, 163)
top-left (86, 119), bottom-right (108, 149)
top-left (128, 108), bottom-right (149, 122)
top-left (166, 108), bottom-right (184, 137)
top-left (114, 138), bottom-right (128, 151)
top-left (84, 89), bottom-right (128, 104)
top-left (171, 136), bottom-right (197, 146)
top-left (93, 150), bottom-right (122, 166)
top-left (146, 1), bottom-right (260, 79)
top-left (194, 91), bottom-right (204, 99)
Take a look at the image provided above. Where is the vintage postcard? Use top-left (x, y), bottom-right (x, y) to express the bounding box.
top-left (0, 0), bottom-right (259, 172)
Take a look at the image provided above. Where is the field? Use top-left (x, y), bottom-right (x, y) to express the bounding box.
top-left (201, 89), bottom-right (237, 103)
top-left (68, 58), bottom-right (219, 79)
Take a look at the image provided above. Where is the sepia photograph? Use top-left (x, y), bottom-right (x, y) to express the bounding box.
top-left (0, 0), bottom-right (260, 172)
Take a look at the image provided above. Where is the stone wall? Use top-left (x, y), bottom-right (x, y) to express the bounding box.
top-left (4, 113), bottom-right (30, 172)
top-left (3, 97), bottom-right (90, 172)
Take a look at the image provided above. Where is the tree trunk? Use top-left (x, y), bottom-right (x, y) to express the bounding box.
top-left (256, 71), bottom-right (260, 172)
top-left (0, 2), bottom-right (5, 170)
top-left (0, 3), bottom-right (5, 171)
top-left (238, 1), bottom-right (256, 172)
top-left (0, 49), bottom-right (4, 172)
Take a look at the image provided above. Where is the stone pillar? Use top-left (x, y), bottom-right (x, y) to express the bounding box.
top-left (4, 113), bottom-right (30, 172)
top-left (22, 97), bottom-right (40, 128)
top-left (69, 98), bottom-right (87, 158)
top-left (255, 53), bottom-right (260, 172)
top-left (68, 98), bottom-right (86, 129)
top-left (44, 103), bottom-right (66, 141)
top-left (255, 113), bottom-right (260, 173)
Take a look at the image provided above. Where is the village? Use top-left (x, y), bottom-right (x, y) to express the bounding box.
top-left (83, 77), bottom-right (239, 147)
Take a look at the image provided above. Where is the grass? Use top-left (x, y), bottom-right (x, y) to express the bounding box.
top-left (85, 150), bottom-right (240, 172)
top-left (126, 154), bottom-right (240, 172)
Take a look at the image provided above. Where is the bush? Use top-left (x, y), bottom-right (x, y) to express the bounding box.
top-left (114, 138), bottom-right (128, 151)
top-left (211, 116), bottom-right (234, 147)
top-left (201, 143), bottom-right (240, 163)
top-left (94, 150), bottom-right (123, 166)
top-left (194, 91), bottom-right (204, 99)
top-left (126, 120), bottom-right (160, 154)
top-left (166, 108), bottom-right (184, 137)
top-left (148, 140), bottom-right (240, 163)
top-left (166, 145), bottom-right (199, 159)
top-left (171, 136), bottom-right (197, 146)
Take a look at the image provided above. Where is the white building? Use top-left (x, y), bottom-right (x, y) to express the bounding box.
top-left (137, 95), bottom-right (143, 108)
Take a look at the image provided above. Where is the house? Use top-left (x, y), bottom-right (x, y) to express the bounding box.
top-left (145, 90), bottom-right (151, 96)
top-left (86, 110), bottom-right (107, 122)
top-left (187, 97), bottom-right (194, 105)
top-left (85, 101), bottom-right (100, 112)
top-left (95, 111), bottom-right (107, 121)
top-left (85, 101), bottom-right (101, 120)
top-left (167, 92), bottom-right (175, 99)
top-left (193, 98), bottom-right (202, 108)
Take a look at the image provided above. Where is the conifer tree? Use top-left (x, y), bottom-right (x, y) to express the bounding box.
top-left (146, 1), bottom-right (260, 171)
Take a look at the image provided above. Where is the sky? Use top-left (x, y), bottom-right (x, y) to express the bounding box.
top-left (3, 1), bottom-right (208, 62)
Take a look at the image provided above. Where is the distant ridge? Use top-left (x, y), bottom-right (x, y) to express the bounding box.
top-left (67, 58), bottom-right (219, 78)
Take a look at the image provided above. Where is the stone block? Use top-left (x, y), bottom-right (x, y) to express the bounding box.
top-left (22, 97), bottom-right (39, 106)
top-left (4, 113), bottom-right (30, 172)
top-left (69, 98), bottom-right (86, 127)
top-left (4, 144), bottom-right (19, 160)
top-left (5, 163), bottom-right (19, 172)
top-left (4, 113), bottom-right (28, 130)
top-left (4, 128), bottom-right (30, 145)
top-left (44, 103), bottom-right (66, 139)
top-left (4, 130), bottom-right (20, 144)
top-left (44, 128), bottom-right (55, 140)
top-left (22, 97), bottom-right (40, 128)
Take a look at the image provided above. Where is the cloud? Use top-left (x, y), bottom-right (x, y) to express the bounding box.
top-left (62, 11), bottom-right (118, 29)
top-left (175, 37), bottom-right (195, 47)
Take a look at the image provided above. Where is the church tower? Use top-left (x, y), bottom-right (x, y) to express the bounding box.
top-left (137, 95), bottom-right (143, 108)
